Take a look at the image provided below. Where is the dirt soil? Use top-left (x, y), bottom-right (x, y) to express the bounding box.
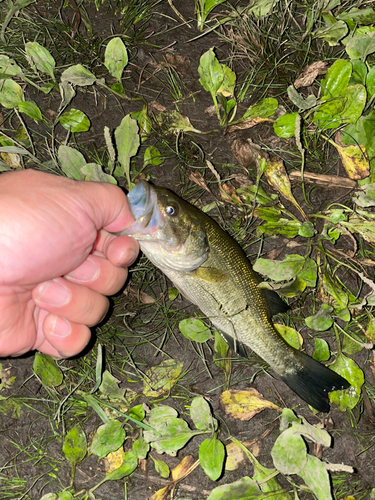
top-left (1, 1), bottom-right (375, 499)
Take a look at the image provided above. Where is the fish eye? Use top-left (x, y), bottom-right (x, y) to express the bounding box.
top-left (165, 203), bottom-right (179, 217)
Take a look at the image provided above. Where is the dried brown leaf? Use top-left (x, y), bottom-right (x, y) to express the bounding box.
top-left (165, 53), bottom-right (190, 76)
top-left (187, 170), bottom-right (212, 193)
top-left (294, 61), bottom-right (328, 89)
top-left (230, 137), bottom-right (268, 169)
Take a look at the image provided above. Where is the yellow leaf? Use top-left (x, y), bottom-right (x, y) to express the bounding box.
top-left (143, 359), bottom-right (183, 397)
top-left (148, 485), bottom-right (169, 500)
top-left (329, 134), bottom-right (369, 180)
top-left (104, 447), bottom-right (125, 473)
top-left (220, 388), bottom-right (281, 420)
top-left (225, 440), bottom-right (260, 471)
top-left (171, 455), bottom-right (195, 481)
top-left (264, 158), bottom-right (307, 220)
top-left (1, 152), bottom-right (21, 168)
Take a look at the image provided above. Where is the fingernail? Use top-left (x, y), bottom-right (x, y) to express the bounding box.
top-left (36, 279), bottom-right (71, 306)
top-left (66, 257), bottom-right (99, 283)
top-left (50, 315), bottom-right (72, 338)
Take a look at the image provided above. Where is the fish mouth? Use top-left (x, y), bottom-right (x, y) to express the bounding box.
top-left (121, 180), bottom-right (164, 238)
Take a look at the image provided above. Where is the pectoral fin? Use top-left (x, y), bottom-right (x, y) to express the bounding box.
top-left (190, 267), bottom-right (229, 283)
top-left (219, 331), bottom-right (248, 358)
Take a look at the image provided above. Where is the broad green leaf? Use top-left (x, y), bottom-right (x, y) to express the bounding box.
top-left (350, 59), bottom-right (367, 85)
top-left (143, 146), bottom-right (163, 167)
top-left (199, 437), bottom-right (225, 481)
top-left (271, 428), bottom-right (307, 474)
top-left (195, 0), bottom-right (227, 31)
top-left (168, 286), bottom-right (179, 301)
top-left (346, 33), bottom-right (375, 62)
top-left (257, 218), bottom-right (301, 237)
top-left (366, 65), bottom-right (375, 99)
top-left (62, 425), bottom-right (87, 475)
top-left (152, 456), bottom-right (170, 478)
top-left (207, 476), bottom-right (263, 500)
top-left (90, 420), bottom-right (125, 459)
top-left (342, 330), bottom-right (367, 355)
top-left (329, 352), bottom-right (364, 410)
top-left (190, 396), bottom-right (217, 432)
top-left (59, 108), bottom-right (90, 133)
top-left (320, 59), bottom-right (352, 98)
top-left (99, 370), bottom-right (125, 400)
top-left (17, 101), bottom-right (42, 122)
top-left (58, 145), bottom-right (86, 180)
top-left (131, 105), bottom-right (152, 140)
top-left (273, 112), bottom-right (298, 138)
top-left (198, 48), bottom-right (224, 98)
top-left (241, 97), bottom-right (278, 120)
top-left (353, 184), bottom-right (375, 207)
top-left (104, 37), bottom-right (128, 82)
top-left (279, 407), bottom-right (301, 431)
top-left (217, 64), bottom-right (236, 97)
top-left (314, 84), bottom-right (366, 130)
top-left (0, 78), bottom-right (24, 108)
top-left (59, 81), bottom-right (76, 109)
top-left (104, 451), bottom-right (137, 480)
top-left (81, 163), bottom-right (117, 184)
top-left (213, 330), bottom-right (229, 370)
top-left (33, 353), bottom-right (63, 387)
top-left (264, 157), bottom-right (306, 219)
top-left (25, 41), bottom-right (55, 80)
top-left (133, 435), bottom-right (149, 459)
top-left (128, 404), bottom-right (145, 421)
top-left (60, 64), bottom-right (96, 86)
top-left (313, 338), bottom-right (330, 362)
top-left (251, 454), bottom-right (292, 500)
top-left (237, 185), bottom-right (278, 205)
top-left (299, 257), bottom-right (317, 287)
top-left (143, 359), bottom-right (183, 397)
top-left (315, 20), bottom-right (348, 46)
top-left (114, 114), bottom-right (140, 184)
top-left (179, 318), bottom-right (211, 343)
top-left (298, 454), bottom-right (332, 500)
top-left (261, 276), bottom-right (306, 298)
top-left (247, 0), bottom-right (280, 18)
top-left (274, 324), bottom-right (302, 350)
top-left (287, 85), bottom-right (317, 110)
top-left (156, 110), bottom-right (203, 134)
top-left (253, 254), bottom-right (305, 282)
top-left (146, 417), bottom-right (198, 456)
top-left (290, 419), bottom-right (331, 447)
top-left (148, 405), bottom-right (178, 427)
top-left (305, 305), bottom-right (334, 332)
top-left (299, 220), bottom-right (317, 237)
top-left (337, 6), bottom-right (375, 26)
top-left (57, 493), bottom-right (73, 500)
top-left (254, 205), bottom-right (283, 222)
top-left (0, 55), bottom-right (22, 78)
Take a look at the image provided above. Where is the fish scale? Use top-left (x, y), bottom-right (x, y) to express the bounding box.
top-left (122, 180), bottom-right (351, 412)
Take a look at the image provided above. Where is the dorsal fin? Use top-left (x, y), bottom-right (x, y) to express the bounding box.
top-left (263, 289), bottom-right (290, 316)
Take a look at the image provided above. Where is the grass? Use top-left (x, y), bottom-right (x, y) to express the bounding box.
top-left (1, 0), bottom-right (375, 498)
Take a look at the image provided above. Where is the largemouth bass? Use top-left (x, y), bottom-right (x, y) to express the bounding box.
top-left (122, 180), bottom-right (350, 412)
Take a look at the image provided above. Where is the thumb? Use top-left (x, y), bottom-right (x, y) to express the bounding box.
top-left (75, 181), bottom-right (135, 233)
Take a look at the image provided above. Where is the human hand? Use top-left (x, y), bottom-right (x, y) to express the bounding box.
top-left (0, 170), bottom-right (139, 358)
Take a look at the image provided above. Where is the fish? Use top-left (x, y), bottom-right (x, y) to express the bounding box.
top-left (121, 180), bottom-right (350, 412)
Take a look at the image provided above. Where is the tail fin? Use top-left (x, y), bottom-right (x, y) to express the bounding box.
top-left (279, 351), bottom-right (350, 412)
